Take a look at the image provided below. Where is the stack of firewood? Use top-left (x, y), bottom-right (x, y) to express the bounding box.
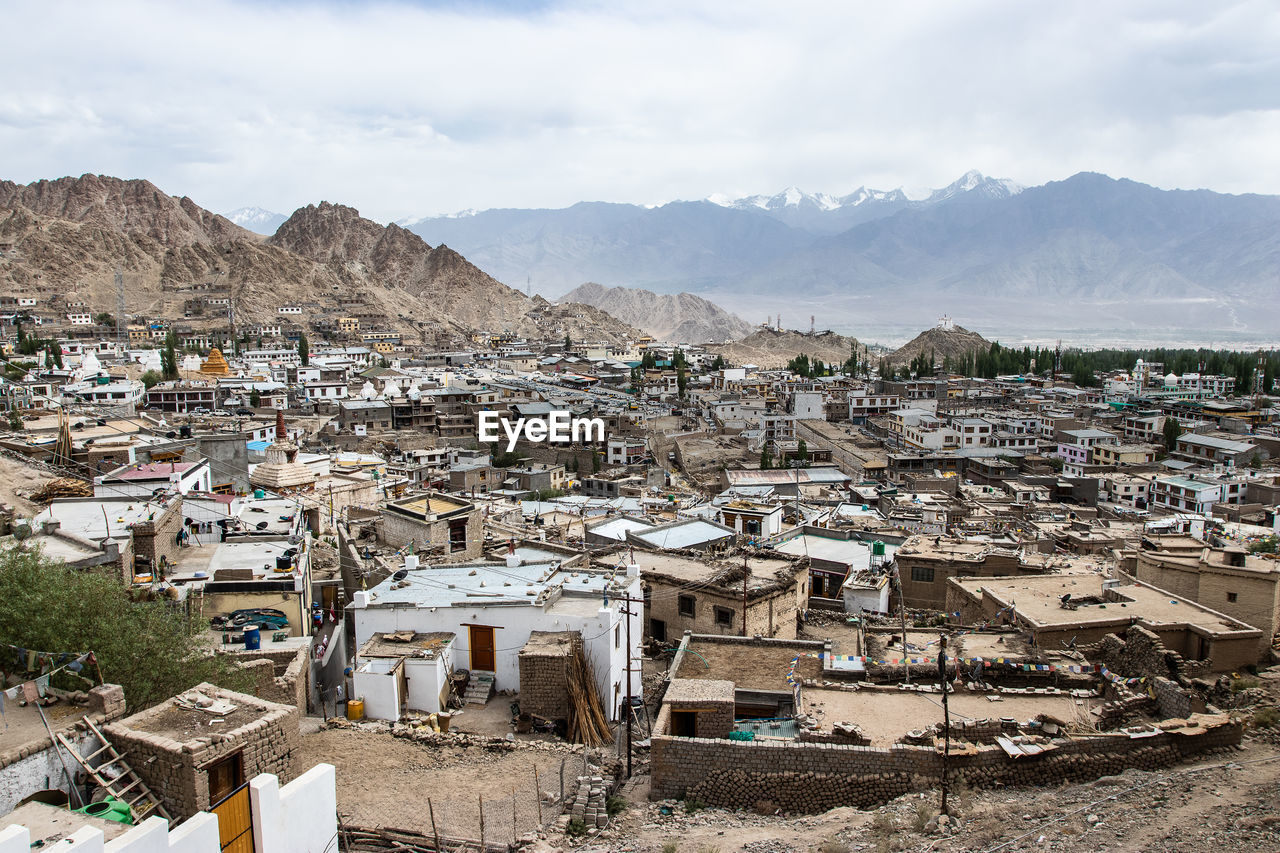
top-left (566, 645), bottom-right (612, 746)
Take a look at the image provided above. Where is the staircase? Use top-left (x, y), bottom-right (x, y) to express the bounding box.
top-left (462, 671), bottom-right (495, 706)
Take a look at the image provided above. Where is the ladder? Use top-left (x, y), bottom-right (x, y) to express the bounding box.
top-left (56, 717), bottom-right (172, 824)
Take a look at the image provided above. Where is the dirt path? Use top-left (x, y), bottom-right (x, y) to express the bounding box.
top-left (0, 453), bottom-right (59, 516)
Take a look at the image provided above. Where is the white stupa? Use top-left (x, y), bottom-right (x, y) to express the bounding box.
top-left (75, 350), bottom-right (102, 381)
top-left (360, 381), bottom-right (377, 400)
top-left (141, 349), bottom-right (163, 373)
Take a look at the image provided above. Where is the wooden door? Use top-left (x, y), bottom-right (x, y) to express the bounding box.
top-left (207, 752), bottom-right (244, 804)
top-left (469, 625), bottom-right (495, 671)
top-left (211, 782), bottom-right (254, 853)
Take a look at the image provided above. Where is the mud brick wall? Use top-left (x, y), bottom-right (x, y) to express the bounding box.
top-left (651, 720), bottom-right (1242, 812)
top-left (1083, 625), bottom-right (1193, 682)
top-left (518, 633), bottom-right (578, 719)
top-left (130, 500), bottom-right (184, 574)
top-left (104, 689), bottom-right (301, 820)
top-left (227, 645), bottom-right (310, 711)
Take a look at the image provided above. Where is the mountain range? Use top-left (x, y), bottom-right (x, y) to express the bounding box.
top-left (561, 283), bottom-right (754, 342)
top-left (398, 172), bottom-right (1280, 342)
top-left (0, 175), bottom-right (641, 347)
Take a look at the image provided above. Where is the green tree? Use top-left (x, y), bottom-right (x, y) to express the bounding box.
top-left (677, 366), bottom-right (688, 398)
top-left (161, 332), bottom-right (179, 380)
top-left (249, 388), bottom-right (261, 407)
top-left (0, 546), bottom-right (249, 712)
top-left (710, 354), bottom-right (726, 371)
top-left (797, 439), bottom-right (809, 467)
top-left (297, 333), bottom-right (310, 366)
top-left (592, 452), bottom-right (601, 473)
top-left (760, 446), bottom-right (773, 469)
top-left (1247, 535), bottom-right (1278, 555)
top-left (140, 370), bottom-right (162, 389)
top-left (46, 344), bottom-right (63, 369)
top-left (563, 334), bottom-right (572, 352)
top-left (1163, 417), bottom-right (1182, 451)
top-left (641, 351), bottom-right (657, 370)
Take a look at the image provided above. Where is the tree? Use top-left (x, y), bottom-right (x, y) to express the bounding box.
top-left (592, 452), bottom-right (601, 473)
top-left (797, 439), bottom-right (809, 467)
top-left (46, 344), bottom-right (63, 369)
top-left (563, 333), bottom-right (573, 352)
top-left (1247, 535), bottom-right (1278, 555)
top-left (0, 545), bottom-right (249, 712)
top-left (94, 312), bottom-right (116, 328)
top-left (677, 366), bottom-right (688, 398)
top-left (297, 333), bottom-right (310, 366)
top-left (140, 370), bottom-right (162, 389)
top-left (249, 388), bottom-right (262, 407)
top-left (1163, 417), bottom-right (1182, 451)
top-left (161, 332), bottom-right (179, 380)
top-left (710, 354), bottom-right (726, 371)
top-left (760, 446), bottom-right (773, 469)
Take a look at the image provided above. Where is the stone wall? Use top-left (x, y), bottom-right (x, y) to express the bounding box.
top-left (518, 631), bottom-right (577, 719)
top-left (650, 716), bottom-right (1241, 812)
top-left (225, 645), bottom-right (310, 711)
top-left (104, 685), bottom-right (301, 820)
top-left (1082, 624), bottom-right (1194, 682)
top-left (131, 499), bottom-right (185, 576)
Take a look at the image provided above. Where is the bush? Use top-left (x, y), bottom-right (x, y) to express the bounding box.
top-left (565, 817), bottom-right (587, 838)
top-left (605, 794), bottom-right (627, 816)
top-left (661, 843), bottom-right (678, 853)
top-left (1253, 707), bottom-right (1279, 728)
top-left (911, 799), bottom-right (936, 832)
top-left (1231, 676), bottom-right (1261, 692)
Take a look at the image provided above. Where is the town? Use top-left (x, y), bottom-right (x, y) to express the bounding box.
top-left (1, 304), bottom-right (1278, 853)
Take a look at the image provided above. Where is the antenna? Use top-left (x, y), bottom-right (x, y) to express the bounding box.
top-left (810, 315), bottom-right (815, 335)
top-left (526, 275), bottom-right (531, 297)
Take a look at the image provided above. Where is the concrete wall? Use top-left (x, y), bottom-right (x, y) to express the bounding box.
top-left (0, 764), bottom-right (336, 853)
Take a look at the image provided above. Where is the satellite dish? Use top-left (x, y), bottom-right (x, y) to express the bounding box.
top-left (287, 534), bottom-right (302, 545)
top-left (255, 521), bottom-right (269, 530)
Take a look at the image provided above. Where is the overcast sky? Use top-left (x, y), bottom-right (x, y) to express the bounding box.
top-left (2, 0), bottom-right (1277, 222)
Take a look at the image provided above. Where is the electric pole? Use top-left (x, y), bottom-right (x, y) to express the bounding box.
top-left (938, 632), bottom-right (951, 816)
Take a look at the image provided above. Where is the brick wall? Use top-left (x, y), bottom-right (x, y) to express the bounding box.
top-left (224, 646), bottom-right (310, 711)
top-left (131, 499), bottom-right (184, 576)
top-left (650, 717), bottom-right (1241, 811)
top-left (518, 632), bottom-right (577, 719)
top-left (104, 685), bottom-right (301, 820)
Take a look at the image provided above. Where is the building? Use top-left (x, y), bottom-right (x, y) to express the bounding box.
top-left (349, 555), bottom-right (641, 721)
top-left (624, 549), bottom-right (808, 643)
top-left (1134, 537), bottom-right (1280, 661)
top-left (893, 536), bottom-right (1053, 610)
top-left (1152, 473), bottom-right (1248, 516)
top-left (93, 460), bottom-right (212, 498)
top-left (946, 573), bottom-right (1262, 672)
top-left (1173, 433), bottom-right (1263, 468)
top-left (378, 492), bottom-right (483, 560)
top-left (715, 500), bottom-right (784, 538)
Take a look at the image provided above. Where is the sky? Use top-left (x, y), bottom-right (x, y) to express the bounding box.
top-left (1, 0), bottom-right (1278, 223)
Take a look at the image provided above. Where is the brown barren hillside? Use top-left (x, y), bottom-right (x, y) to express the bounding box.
top-left (887, 322), bottom-right (992, 366)
top-left (707, 327), bottom-right (864, 369)
top-left (0, 175), bottom-right (640, 346)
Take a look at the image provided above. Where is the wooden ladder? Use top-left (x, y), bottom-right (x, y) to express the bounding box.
top-left (56, 717), bottom-right (172, 824)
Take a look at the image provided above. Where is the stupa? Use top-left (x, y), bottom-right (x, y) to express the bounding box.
top-left (249, 410), bottom-right (316, 492)
top-left (199, 347), bottom-right (231, 377)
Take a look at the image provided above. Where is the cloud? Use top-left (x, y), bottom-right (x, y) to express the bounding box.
top-left (1, 0), bottom-right (1277, 220)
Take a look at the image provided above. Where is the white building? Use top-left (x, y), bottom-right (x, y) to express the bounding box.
top-left (348, 554), bottom-right (642, 722)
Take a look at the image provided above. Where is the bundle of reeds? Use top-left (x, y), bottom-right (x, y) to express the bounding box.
top-left (566, 644), bottom-right (612, 746)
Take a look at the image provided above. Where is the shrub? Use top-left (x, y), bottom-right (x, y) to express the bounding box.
top-left (565, 817), bottom-right (587, 838)
top-left (1253, 707), bottom-right (1279, 728)
top-left (682, 796), bottom-right (706, 814)
top-left (605, 795), bottom-right (627, 816)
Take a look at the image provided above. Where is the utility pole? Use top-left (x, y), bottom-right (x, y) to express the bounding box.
top-left (615, 593), bottom-right (645, 779)
top-left (895, 564), bottom-right (910, 684)
top-left (114, 269), bottom-right (126, 350)
top-left (741, 554), bottom-right (749, 635)
top-left (938, 632), bottom-right (951, 816)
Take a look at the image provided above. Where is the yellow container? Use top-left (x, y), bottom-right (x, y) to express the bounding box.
top-left (346, 699), bottom-right (364, 721)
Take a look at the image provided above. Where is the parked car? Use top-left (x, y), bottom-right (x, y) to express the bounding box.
top-left (235, 408), bottom-right (254, 416)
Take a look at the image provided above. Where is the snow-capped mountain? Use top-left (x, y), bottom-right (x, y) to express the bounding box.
top-left (224, 206), bottom-right (287, 235)
top-left (711, 171), bottom-right (1022, 212)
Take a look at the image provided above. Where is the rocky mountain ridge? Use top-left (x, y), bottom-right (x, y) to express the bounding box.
top-left (0, 175), bottom-right (642, 346)
top-left (561, 282), bottom-right (753, 342)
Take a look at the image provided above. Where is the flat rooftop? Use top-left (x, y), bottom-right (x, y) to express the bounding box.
top-left (953, 574), bottom-right (1251, 634)
top-left (775, 534), bottom-right (897, 569)
top-left (389, 495), bottom-right (471, 517)
top-left (629, 519), bottom-right (734, 550)
top-left (675, 638), bottom-right (823, 692)
top-left (622, 550), bottom-right (797, 590)
top-left (33, 497), bottom-right (169, 542)
top-left (359, 631), bottom-right (454, 659)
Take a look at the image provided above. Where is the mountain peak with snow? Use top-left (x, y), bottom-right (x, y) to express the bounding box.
top-left (224, 206), bottom-right (287, 235)
top-left (708, 171), bottom-right (1022, 213)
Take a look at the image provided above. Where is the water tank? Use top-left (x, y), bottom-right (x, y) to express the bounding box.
top-left (243, 625), bottom-right (261, 650)
top-left (254, 488), bottom-right (265, 499)
top-left (871, 540), bottom-right (885, 556)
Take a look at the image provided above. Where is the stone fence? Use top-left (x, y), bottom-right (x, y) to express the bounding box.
top-left (650, 714), bottom-right (1241, 812)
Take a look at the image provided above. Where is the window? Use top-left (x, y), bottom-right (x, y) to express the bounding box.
top-left (1227, 592), bottom-right (1238, 603)
top-left (448, 519), bottom-right (467, 552)
top-left (678, 594), bottom-right (696, 617)
top-left (714, 606), bottom-right (735, 627)
top-left (910, 566), bottom-right (935, 583)
top-left (615, 623), bottom-right (621, 648)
